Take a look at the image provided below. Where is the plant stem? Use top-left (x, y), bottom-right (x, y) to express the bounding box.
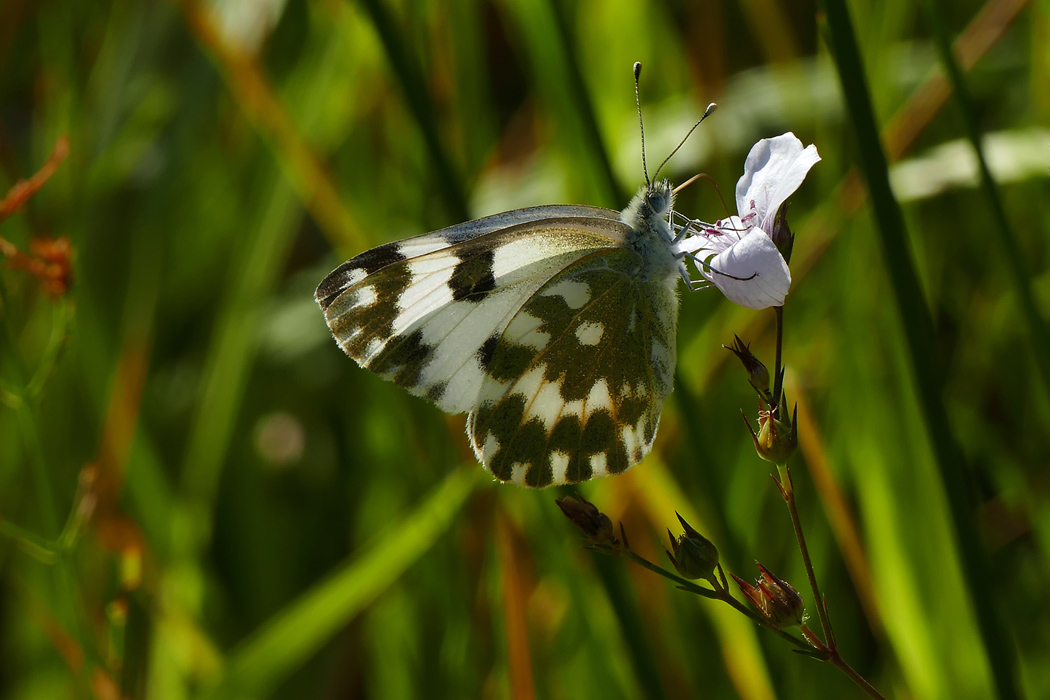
top-left (622, 551), bottom-right (814, 652)
top-left (622, 551), bottom-right (718, 600)
top-left (828, 654), bottom-right (887, 700)
top-left (621, 535), bottom-right (887, 695)
top-left (773, 306), bottom-right (785, 407)
top-left (777, 464), bottom-right (833, 645)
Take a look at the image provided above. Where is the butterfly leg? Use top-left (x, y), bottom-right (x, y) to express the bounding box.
top-left (678, 261), bottom-right (713, 291)
top-left (684, 252), bottom-right (757, 282)
top-left (671, 213), bottom-right (702, 245)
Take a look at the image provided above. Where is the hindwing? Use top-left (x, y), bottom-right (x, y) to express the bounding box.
top-left (467, 248), bottom-right (679, 487)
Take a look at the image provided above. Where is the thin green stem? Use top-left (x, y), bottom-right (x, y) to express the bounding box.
top-left (617, 527), bottom-right (886, 694)
top-left (622, 550), bottom-right (814, 652)
top-left (773, 306), bottom-right (785, 407)
top-left (16, 405), bottom-right (60, 538)
top-left (778, 465), bottom-right (832, 646)
top-left (623, 550), bottom-right (718, 599)
top-left (0, 518), bottom-right (60, 563)
top-left (828, 653), bottom-right (887, 700)
top-left (781, 481), bottom-right (888, 697)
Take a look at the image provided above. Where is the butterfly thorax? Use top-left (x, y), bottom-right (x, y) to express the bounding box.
top-left (619, 179), bottom-right (680, 283)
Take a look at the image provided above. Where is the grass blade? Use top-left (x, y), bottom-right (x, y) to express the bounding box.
top-left (198, 466), bottom-right (479, 699)
top-left (915, 0), bottom-right (1050, 402)
top-left (820, 1), bottom-right (1021, 698)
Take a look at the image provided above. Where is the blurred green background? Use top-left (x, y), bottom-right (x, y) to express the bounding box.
top-left (1, 0), bottom-right (1048, 697)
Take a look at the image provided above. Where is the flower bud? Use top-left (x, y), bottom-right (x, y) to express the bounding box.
top-left (555, 495), bottom-right (619, 549)
top-left (771, 202), bottom-right (794, 264)
top-left (724, 335), bottom-right (772, 402)
top-left (732, 562), bottom-right (805, 629)
top-left (666, 513), bottom-right (719, 585)
top-left (743, 397), bottom-right (797, 466)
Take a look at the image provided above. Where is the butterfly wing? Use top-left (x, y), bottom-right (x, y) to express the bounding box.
top-left (468, 248), bottom-right (679, 487)
top-left (316, 212), bottom-right (631, 416)
top-left (315, 204), bottom-right (621, 310)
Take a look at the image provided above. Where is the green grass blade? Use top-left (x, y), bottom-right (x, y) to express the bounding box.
top-left (591, 554), bottom-right (670, 700)
top-left (542, 0), bottom-right (622, 206)
top-left (820, 1), bottom-right (1021, 698)
top-left (501, 0), bottom-right (622, 208)
top-left (356, 0), bottom-right (469, 222)
top-left (916, 0), bottom-right (1050, 402)
top-left (198, 466), bottom-right (479, 700)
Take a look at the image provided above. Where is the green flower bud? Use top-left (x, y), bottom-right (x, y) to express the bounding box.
top-left (666, 513), bottom-right (719, 585)
top-left (743, 397), bottom-right (798, 466)
top-left (724, 335), bottom-right (772, 402)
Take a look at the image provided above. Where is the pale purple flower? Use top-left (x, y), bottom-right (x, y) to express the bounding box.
top-left (676, 133), bottom-right (820, 309)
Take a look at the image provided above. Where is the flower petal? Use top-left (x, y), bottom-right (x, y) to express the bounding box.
top-left (700, 229), bottom-right (791, 309)
top-left (735, 133), bottom-right (820, 236)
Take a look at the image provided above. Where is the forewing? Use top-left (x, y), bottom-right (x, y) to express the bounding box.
top-left (317, 217), bottom-right (632, 415)
top-left (468, 249), bottom-right (679, 487)
top-left (315, 205), bottom-right (620, 310)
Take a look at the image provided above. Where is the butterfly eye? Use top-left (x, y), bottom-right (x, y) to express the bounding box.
top-left (647, 190), bottom-right (666, 213)
top-left (646, 182), bottom-right (673, 215)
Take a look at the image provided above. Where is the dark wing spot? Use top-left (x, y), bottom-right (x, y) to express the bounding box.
top-left (581, 410), bottom-right (615, 455)
top-left (487, 341), bottom-right (537, 383)
top-left (354, 242), bottom-right (410, 276)
top-left (477, 334), bottom-right (499, 371)
top-left (549, 416), bottom-right (588, 482)
top-left (643, 416), bottom-right (657, 444)
top-left (315, 243), bottom-right (407, 310)
top-left (426, 381), bottom-right (448, 403)
top-left (582, 410), bottom-right (629, 474)
top-left (369, 329), bottom-right (434, 388)
top-left (476, 395), bottom-right (527, 480)
top-left (449, 250), bottom-right (497, 302)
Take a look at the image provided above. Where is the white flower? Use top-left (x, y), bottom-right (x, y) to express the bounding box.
top-left (676, 133), bottom-right (820, 309)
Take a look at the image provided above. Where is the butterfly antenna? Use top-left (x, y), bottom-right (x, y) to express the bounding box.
top-left (652, 102), bottom-right (717, 182)
top-left (673, 172), bottom-right (734, 219)
top-left (634, 62), bottom-right (650, 187)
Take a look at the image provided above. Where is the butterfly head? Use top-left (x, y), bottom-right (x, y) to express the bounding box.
top-left (644, 179), bottom-right (674, 218)
top-left (623, 178), bottom-right (675, 232)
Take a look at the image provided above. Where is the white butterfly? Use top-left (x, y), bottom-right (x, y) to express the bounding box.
top-left (317, 68), bottom-right (724, 488)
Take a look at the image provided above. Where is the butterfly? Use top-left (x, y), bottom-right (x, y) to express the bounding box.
top-left (316, 66), bottom-right (717, 488)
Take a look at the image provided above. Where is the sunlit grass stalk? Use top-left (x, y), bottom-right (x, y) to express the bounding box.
top-left (589, 553), bottom-right (670, 700)
top-left (819, 0), bottom-right (1021, 697)
top-left (178, 0), bottom-right (367, 250)
top-left (543, 0), bottom-right (622, 206)
top-left (199, 466), bottom-right (479, 699)
top-left (916, 0), bottom-right (1050, 399)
